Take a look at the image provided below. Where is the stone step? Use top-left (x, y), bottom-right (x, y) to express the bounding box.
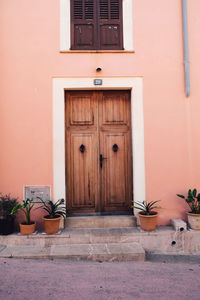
top-left (65, 215), bottom-right (137, 228)
top-left (0, 242), bottom-right (145, 261)
top-left (1, 227), bottom-right (200, 255)
top-left (0, 227), bottom-right (139, 246)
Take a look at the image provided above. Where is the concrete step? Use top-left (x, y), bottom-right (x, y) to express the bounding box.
top-left (0, 242), bottom-right (145, 261)
top-left (1, 227), bottom-right (200, 256)
top-left (0, 227), bottom-right (139, 247)
top-left (65, 215), bottom-right (137, 228)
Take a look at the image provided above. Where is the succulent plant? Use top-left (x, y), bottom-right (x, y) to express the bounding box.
top-left (177, 189), bottom-right (200, 214)
top-left (11, 198), bottom-right (35, 225)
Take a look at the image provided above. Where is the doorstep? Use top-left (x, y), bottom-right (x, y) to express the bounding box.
top-left (65, 215), bottom-right (137, 228)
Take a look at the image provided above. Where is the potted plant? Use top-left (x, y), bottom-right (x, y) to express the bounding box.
top-left (37, 198), bottom-right (67, 234)
top-left (0, 193), bottom-right (18, 235)
top-left (177, 188), bottom-right (200, 230)
top-left (11, 198), bottom-right (36, 235)
top-left (133, 200), bottom-right (162, 231)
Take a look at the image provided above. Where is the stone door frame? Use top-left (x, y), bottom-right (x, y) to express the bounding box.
top-left (52, 77), bottom-right (145, 214)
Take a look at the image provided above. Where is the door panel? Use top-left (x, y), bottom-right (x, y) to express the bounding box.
top-left (69, 94), bottom-right (95, 125)
top-left (66, 91), bottom-right (98, 213)
top-left (101, 133), bottom-right (126, 206)
top-left (65, 90), bottom-right (132, 214)
top-left (102, 93), bottom-right (127, 125)
top-left (99, 91), bottom-right (132, 213)
top-left (70, 133), bottom-right (96, 209)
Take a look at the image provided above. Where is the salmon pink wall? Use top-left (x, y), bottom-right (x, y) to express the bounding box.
top-left (1, 0), bottom-right (200, 225)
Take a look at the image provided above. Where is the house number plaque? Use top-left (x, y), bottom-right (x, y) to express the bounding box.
top-left (94, 79), bottom-right (103, 85)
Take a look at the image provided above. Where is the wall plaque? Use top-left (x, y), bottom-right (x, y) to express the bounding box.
top-left (24, 186), bottom-right (50, 203)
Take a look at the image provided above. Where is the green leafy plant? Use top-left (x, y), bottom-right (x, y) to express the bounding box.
top-left (132, 200), bottom-right (162, 215)
top-left (36, 197), bottom-right (67, 219)
top-left (0, 193), bottom-right (18, 219)
top-left (177, 188), bottom-right (200, 214)
top-left (11, 198), bottom-right (35, 225)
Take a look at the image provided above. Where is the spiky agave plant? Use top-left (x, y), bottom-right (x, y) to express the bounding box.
top-left (37, 197), bottom-right (67, 219)
top-left (132, 200), bottom-right (162, 215)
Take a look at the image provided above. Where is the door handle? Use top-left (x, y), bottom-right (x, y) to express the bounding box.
top-left (100, 154), bottom-right (107, 168)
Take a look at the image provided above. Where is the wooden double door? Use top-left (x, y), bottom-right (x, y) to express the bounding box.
top-left (65, 90), bottom-right (133, 214)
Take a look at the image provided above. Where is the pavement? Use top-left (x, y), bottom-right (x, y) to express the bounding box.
top-left (0, 242), bottom-right (145, 261)
top-left (0, 258), bottom-right (200, 300)
top-left (1, 226), bottom-right (200, 261)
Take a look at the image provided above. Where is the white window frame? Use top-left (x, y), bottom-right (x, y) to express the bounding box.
top-left (60, 0), bottom-right (134, 52)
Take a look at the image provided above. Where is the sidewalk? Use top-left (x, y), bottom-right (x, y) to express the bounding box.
top-left (0, 226), bottom-right (200, 261)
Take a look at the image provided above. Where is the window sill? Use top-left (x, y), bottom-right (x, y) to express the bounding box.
top-left (60, 50), bottom-right (135, 54)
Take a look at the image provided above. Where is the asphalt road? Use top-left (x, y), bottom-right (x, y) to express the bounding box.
top-left (0, 258), bottom-right (200, 300)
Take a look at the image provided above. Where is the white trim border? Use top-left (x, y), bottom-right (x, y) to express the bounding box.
top-left (53, 77), bottom-right (145, 214)
top-left (60, 0), bottom-right (134, 52)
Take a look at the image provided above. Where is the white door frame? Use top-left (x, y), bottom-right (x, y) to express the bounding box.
top-left (52, 77), bottom-right (145, 213)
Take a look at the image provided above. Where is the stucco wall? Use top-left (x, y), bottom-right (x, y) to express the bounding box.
top-left (0, 0), bottom-right (200, 225)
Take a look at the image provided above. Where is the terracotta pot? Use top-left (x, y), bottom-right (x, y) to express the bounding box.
top-left (19, 222), bottom-right (36, 235)
top-left (138, 212), bottom-right (158, 231)
top-left (187, 212), bottom-right (200, 230)
top-left (43, 216), bottom-right (61, 234)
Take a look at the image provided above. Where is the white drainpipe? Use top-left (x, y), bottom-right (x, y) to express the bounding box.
top-left (182, 0), bottom-right (190, 97)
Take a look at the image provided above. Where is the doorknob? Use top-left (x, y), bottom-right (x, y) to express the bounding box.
top-left (112, 144), bottom-right (119, 152)
top-left (100, 154), bottom-right (107, 168)
top-left (79, 144), bottom-right (85, 153)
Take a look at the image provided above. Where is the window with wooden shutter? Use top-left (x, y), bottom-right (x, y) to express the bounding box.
top-left (71, 0), bottom-right (123, 50)
top-left (71, 0), bottom-right (97, 50)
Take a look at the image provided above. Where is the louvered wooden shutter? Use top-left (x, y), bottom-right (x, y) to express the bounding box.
top-left (71, 0), bottom-right (97, 50)
top-left (98, 0), bottom-right (123, 50)
top-left (71, 0), bottom-right (123, 50)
